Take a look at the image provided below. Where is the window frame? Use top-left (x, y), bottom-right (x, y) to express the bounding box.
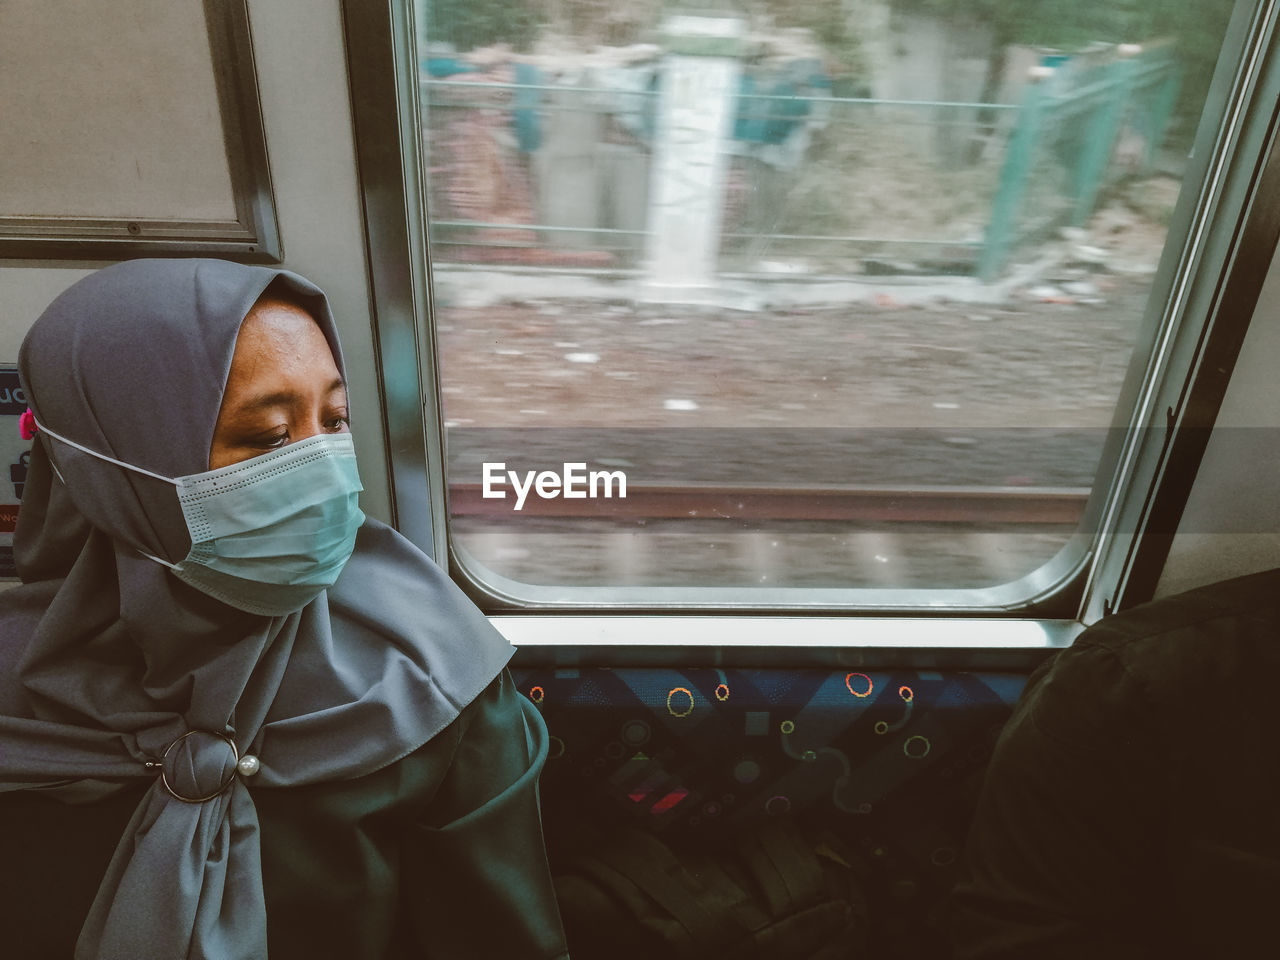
top-left (342, 0), bottom-right (1280, 637)
top-left (0, 0), bottom-right (282, 263)
top-left (1080, 0), bottom-right (1280, 619)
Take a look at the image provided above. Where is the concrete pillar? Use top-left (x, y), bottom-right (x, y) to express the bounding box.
top-left (533, 87), bottom-right (603, 249)
top-left (640, 14), bottom-right (745, 302)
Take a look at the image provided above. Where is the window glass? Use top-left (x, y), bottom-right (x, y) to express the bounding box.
top-left (414, 0), bottom-right (1240, 595)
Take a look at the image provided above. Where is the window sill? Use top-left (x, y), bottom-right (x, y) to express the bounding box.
top-left (494, 615), bottom-right (1081, 668)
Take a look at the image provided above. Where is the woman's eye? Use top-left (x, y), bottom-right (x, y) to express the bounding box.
top-left (326, 415), bottom-right (351, 432)
top-left (255, 432), bottom-right (289, 448)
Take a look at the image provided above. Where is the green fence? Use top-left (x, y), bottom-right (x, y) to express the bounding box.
top-left (421, 46), bottom-right (1180, 281)
top-left (978, 49), bottom-right (1180, 279)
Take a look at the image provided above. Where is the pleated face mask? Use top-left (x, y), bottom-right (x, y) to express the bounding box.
top-left (35, 422), bottom-right (364, 616)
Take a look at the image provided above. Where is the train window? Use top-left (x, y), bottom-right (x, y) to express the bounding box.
top-left (359, 0), bottom-right (1273, 610)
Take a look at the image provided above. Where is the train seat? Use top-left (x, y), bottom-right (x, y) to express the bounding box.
top-left (510, 664), bottom-right (1027, 958)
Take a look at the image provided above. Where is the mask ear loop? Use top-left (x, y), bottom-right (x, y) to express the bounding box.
top-left (32, 418), bottom-right (181, 487)
top-left (32, 417), bottom-right (184, 570)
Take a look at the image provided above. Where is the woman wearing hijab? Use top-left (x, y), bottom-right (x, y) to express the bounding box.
top-left (0, 259), bottom-right (568, 960)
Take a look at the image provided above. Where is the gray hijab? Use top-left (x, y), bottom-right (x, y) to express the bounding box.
top-left (0, 259), bottom-right (513, 959)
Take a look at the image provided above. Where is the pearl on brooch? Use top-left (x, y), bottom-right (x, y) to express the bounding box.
top-left (237, 754), bottom-right (261, 777)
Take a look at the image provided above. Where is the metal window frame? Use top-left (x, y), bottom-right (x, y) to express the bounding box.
top-left (0, 0), bottom-right (281, 263)
top-left (342, 0), bottom-right (448, 557)
top-left (1080, 0), bottom-right (1280, 620)
top-left (344, 0), bottom-right (1280, 629)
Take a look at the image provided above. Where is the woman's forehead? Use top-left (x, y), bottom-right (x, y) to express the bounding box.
top-left (226, 298), bottom-right (342, 397)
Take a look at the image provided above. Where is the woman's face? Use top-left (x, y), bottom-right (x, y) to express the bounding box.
top-left (208, 297), bottom-right (349, 470)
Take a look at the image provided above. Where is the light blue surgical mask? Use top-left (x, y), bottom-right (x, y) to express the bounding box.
top-left (34, 423), bottom-right (364, 616)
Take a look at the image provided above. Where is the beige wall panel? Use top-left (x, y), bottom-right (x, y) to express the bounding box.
top-left (1157, 243), bottom-right (1280, 596)
top-left (0, 267), bottom-right (95, 361)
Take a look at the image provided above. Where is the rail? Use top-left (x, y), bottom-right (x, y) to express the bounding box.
top-left (448, 483), bottom-right (1089, 524)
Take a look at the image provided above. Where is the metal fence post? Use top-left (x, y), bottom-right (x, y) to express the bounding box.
top-left (1071, 52), bottom-right (1139, 226)
top-left (978, 68), bottom-right (1051, 281)
top-left (1143, 63), bottom-right (1182, 170)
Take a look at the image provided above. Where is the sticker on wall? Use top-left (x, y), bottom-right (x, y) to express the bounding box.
top-left (0, 365), bottom-right (31, 579)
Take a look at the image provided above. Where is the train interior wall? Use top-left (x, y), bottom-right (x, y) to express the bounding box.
top-left (3, 1), bottom-right (1279, 956)
top-left (5, 0), bottom-right (1276, 599)
top-left (1158, 240), bottom-right (1280, 595)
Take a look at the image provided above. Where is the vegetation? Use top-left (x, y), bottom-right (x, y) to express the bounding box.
top-left (895, 0), bottom-right (1238, 135)
top-left (416, 0), bottom-right (542, 53)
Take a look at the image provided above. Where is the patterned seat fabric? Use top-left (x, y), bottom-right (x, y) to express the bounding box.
top-left (512, 666), bottom-right (1027, 959)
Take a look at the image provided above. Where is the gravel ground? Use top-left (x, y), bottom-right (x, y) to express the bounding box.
top-left (438, 272), bottom-right (1152, 478)
top-left (433, 268), bottom-right (1157, 588)
top-left (436, 274), bottom-right (1149, 431)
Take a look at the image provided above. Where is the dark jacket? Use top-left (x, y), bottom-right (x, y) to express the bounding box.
top-left (0, 670), bottom-right (568, 960)
top-left (951, 569), bottom-right (1280, 958)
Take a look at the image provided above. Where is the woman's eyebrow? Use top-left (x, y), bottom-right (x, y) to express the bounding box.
top-left (235, 378), bottom-right (347, 415)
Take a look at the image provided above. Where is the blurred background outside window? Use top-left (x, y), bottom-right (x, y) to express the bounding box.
top-left (413, 0), bottom-right (1238, 593)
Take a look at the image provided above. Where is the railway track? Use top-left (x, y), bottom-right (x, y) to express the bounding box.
top-left (448, 482), bottom-right (1090, 525)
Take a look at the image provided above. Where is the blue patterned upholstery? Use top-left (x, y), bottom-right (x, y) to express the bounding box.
top-left (512, 666), bottom-right (1027, 958)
